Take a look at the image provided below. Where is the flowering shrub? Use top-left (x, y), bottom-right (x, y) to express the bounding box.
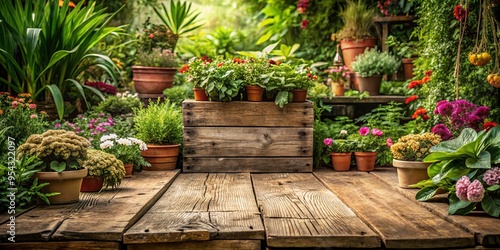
top-left (99, 134), bottom-right (150, 168)
top-left (84, 81), bottom-right (117, 95)
top-left (390, 132), bottom-right (442, 161)
top-left (431, 99), bottom-right (493, 140)
top-left (81, 149), bottom-right (125, 189)
top-left (327, 65), bottom-right (350, 84)
top-left (134, 48), bottom-right (179, 68)
top-left (349, 127), bottom-right (386, 152)
top-left (135, 18), bottom-right (179, 67)
top-left (94, 92), bottom-right (142, 116)
top-left (324, 130), bottom-right (354, 153)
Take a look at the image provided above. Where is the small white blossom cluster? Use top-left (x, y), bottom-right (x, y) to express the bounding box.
top-left (100, 134), bottom-right (148, 151)
top-left (116, 91), bottom-right (139, 99)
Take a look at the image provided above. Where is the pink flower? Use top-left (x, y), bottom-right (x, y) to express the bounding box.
top-left (54, 123), bottom-right (61, 128)
top-left (455, 176), bottom-right (470, 201)
top-left (359, 127), bottom-right (370, 136)
top-left (483, 167), bottom-right (500, 186)
top-left (467, 180), bottom-right (485, 202)
top-left (30, 114), bottom-right (37, 119)
top-left (28, 103), bottom-right (36, 109)
top-left (386, 138), bottom-right (393, 147)
top-left (371, 128), bottom-right (384, 137)
top-left (323, 138), bottom-right (333, 146)
top-left (301, 19), bottom-right (309, 29)
top-left (11, 101), bottom-right (18, 109)
top-left (148, 33), bottom-right (154, 39)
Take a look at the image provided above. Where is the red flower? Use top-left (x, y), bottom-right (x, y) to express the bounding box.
top-left (233, 58), bottom-right (246, 64)
top-left (421, 76), bottom-right (431, 83)
top-left (179, 64), bottom-right (189, 73)
top-left (484, 121), bottom-right (498, 131)
top-left (412, 107), bottom-right (428, 120)
top-left (301, 19), bottom-right (309, 29)
top-left (424, 70), bottom-right (432, 76)
top-left (454, 5), bottom-right (468, 21)
top-left (422, 115), bottom-right (430, 121)
top-left (200, 55), bottom-right (212, 63)
top-left (408, 80), bottom-right (421, 89)
top-left (405, 95), bottom-right (418, 104)
top-left (148, 33), bottom-right (154, 39)
top-left (217, 62), bottom-right (224, 67)
top-left (268, 59), bottom-right (276, 65)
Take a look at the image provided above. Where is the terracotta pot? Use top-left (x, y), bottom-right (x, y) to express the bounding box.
top-left (80, 176), bottom-right (104, 192)
top-left (330, 152), bottom-right (352, 171)
top-left (330, 82), bottom-right (345, 96)
top-left (36, 168), bottom-right (88, 204)
top-left (402, 58), bottom-right (416, 80)
top-left (246, 85), bottom-right (264, 102)
top-left (124, 163), bottom-right (133, 178)
top-left (132, 66), bottom-right (176, 94)
top-left (340, 37), bottom-right (377, 71)
top-left (392, 159), bottom-right (431, 188)
top-left (355, 74), bottom-right (383, 96)
top-left (141, 144), bottom-right (180, 171)
top-left (193, 87), bottom-right (209, 101)
top-left (354, 152), bottom-right (377, 172)
top-left (291, 89), bottom-right (307, 102)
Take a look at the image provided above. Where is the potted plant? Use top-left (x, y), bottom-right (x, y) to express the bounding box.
top-left (17, 130), bottom-right (90, 204)
top-left (386, 35), bottom-right (420, 80)
top-left (181, 56), bottom-right (212, 101)
top-left (327, 65), bottom-right (350, 96)
top-left (414, 126), bottom-right (500, 217)
top-left (333, 0), bottom-right (377, 72)
top-left (349, 126), bottom-right (386, 171)
top-left (324, 131), bottom-right (355, 171)
top-left (200, 58), bottom-right (246, 102)
top-left (133, 100), bottom-right (183, 170)
top-left (80, 149), bottom-right (126, 191)
top-left (243, 58), bottom-right (270, 102)
top-left (99, 134), bottom-right (150, 177)
top-left (351, 48), bottom-right (400, 95)
top-left (390, 132), bottom-right (442, 188)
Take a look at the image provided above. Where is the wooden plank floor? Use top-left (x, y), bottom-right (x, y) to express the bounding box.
top-left (0, 170), bottom-right (179, 249)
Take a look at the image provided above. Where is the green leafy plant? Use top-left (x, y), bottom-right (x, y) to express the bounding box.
top-left (324, 138), bottom-right (355, 153)
top-left (349, 126), bottom-right (387, 152)
top-left (133, 100), bottom-right (183, 145)
top-left (414, 126), bottom-right (500, 217)
top-left (80, 149), bottom-right (125, 189)
top-left (163, 83), bottom-right (194, 107)
top-left (152, 0), bottom-right (203, 52)
top-left (134, 48), bottom-right (180, 67)
top-left (386, 35), bottom-right (419, 59)
top-left (94, 92), bottom-right (143, 116)
top-left (201, 58), bottom-right (246, 102)
top-left (334, 0), bottom-right (376, 41)
top-left (17, 130), bottom-right (90, 172)
top-left (0, 0), bottom-right (122, 120)
top-left (256, 4), bottom-right (299, 45)
top-left (351, 48), bottom-right (401, 77)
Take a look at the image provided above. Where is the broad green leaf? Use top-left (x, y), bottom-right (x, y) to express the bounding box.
top-left (415, 186), bottom-right (440, 201)
top-left (45, 84), bottom-right (64, 120)
top-left (487, 185), bottom-right (500, 192)
top-left (275, 90), bottom-right (289, 108)
top-left (257, 32), bottom-right (273, 45)
top-left (465, 150), bottom-right (491, 169)
top-left (50, 161), bottom-right (66, 172)
top-left (481, 193), bottom-right (500, 217)
top-left (448, 194), bottom-right (476, 215)
top-left (430, 128), bottom-right (478, 153)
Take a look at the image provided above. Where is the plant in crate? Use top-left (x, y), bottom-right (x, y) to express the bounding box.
top-left (17, 130), bottom-right (91, 204)
top-left (390, 132), bottom-right (442, 188)
top-left (351, 48), bottom-right (400, 95)
top-left (200, 58), bottom-right (246, 102)
top-left (133, 100), bottom-right (183, 170)
top-left (414, 126), bottom-right (500, 217)
top-left (80, 149), bottom-right (126, 191)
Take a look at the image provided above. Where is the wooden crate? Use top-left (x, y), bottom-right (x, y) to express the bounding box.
top-left (182, 100), bottom-right (314, 172)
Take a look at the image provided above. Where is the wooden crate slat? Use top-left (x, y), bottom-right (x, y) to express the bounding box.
top-left (127, 240), bottom-right (261, 250)
top-left (251, 173), bottom-right (381, 248)
top-left (183, 157), bottom-right (312, 173)
top-left (0, 171), bottom-right (179, 243)
top-left (371, 167), bottom-right (500, 247)
top-left (0, 241), bottom-right (120, 250)
top-left (183, 127), bottom-right (312, 157)
top-left (124, 173), bottom-right (265, 244)
top-left (182, 100), bottom-right (313, 127)
top-left (315, 170), bottom-right (475, 249)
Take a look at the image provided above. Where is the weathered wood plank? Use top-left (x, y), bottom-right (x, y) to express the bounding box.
top-left (371, 167), bottom-right (500, 247)
top-left (182, 100), bottom-right (313, 127)
top-left (183, 127), bottom-right (313, 157)
top-left (0, 170), bottom-right (180, 243)
top-left (127, 240), bottom-right (261, 250)
top-left (183, 157), bottom-right (312, 172)
top-left (0, 241), bottom-right (120, 250)
top-left (315, 170), bottom-right (475, 249)
top-left (124, 173), bottom-right (265, 244)
top-left (252, 173), bottom-right (380, 248)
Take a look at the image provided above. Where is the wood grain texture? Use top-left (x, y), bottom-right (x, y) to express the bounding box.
top-left (371, 167), bottom-right (500, 247)
top-left (127, 240), bottom-right (261, 250)
top-left (183, 157), bottom-right (312, 173)
top-left (315, 170), bottom-right (475, 249)
top-left (0, 171), bottom-right (180, 243)
top-left (0, 241), bottom-right (120, 250)
top-left (182, 100), bottom-right (313, 127)
top-left (183, 127), bottom-right (313, 157)
top-left (252, 173), bottom-right (380, 248)
top-left (124, 173), bottom-right (264, 244)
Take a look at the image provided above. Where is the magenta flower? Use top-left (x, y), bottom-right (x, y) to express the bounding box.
top-left (386, 138), bottom-right (393, 147)
top-left (455, 176), bottom-right (471, 201)
top-left (473, 106), bottom-right (490, 119)
top-left (434, 100), bottom-right (453, 116)
top-left (431, 124), bottom-right (453, 141)
top-left (323, 138), bottom-right (333, 146)
top-left (54, 123), bottom-right (61, 128)
top-left (467, 180), bottom-right (485, 203)
top-left (359, 127), bottom-right (370, 136)
top-left (483, 167), bottom-right (500, 186)
top-left (371, 128), bottom-right (384, 137)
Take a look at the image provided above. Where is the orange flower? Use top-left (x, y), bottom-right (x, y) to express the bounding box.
top-left (412, 107), bottom-right (428, 120)
top-left (408, 80), bottom-right (422, 89)
top-left (0, 110), bottom-right (3, 115)
top-left (405, 95), bottom-right (418, 104)
top-left (179, 64), bottom-right (189, 73)
top-left (58, 0), bottom-right (76, 8)
top-left (421, 76), bottom-right (431, 83)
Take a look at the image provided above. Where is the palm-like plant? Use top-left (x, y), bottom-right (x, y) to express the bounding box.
top-left (152, 0), bottom-right (203, 51)
top-left (0, 0), bottom-right (122, 119)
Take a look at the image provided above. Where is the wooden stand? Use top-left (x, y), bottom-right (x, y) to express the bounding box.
top-left (182, 100), bottom-right (314, 172)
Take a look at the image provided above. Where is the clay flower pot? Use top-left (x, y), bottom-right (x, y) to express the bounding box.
top-left (330, 152), bottom-right (352, 171)
top-left (124, 163), bottom-right (133, 178)
top-left (246, 85), bottom-right (264, 102)
top-left (80, 176), bottom-right (104, 192)
top-left (354, 152), bottom-right (377, 172)
top-left (193, 87), bottom-right (208, 101)
top-left (392, 159), bottom-right (431, 188)
top-left (36, 168), bottom-right (88, 204)
top-left (141, 144), bottom-right (180, 171)
top-left (355, 74), bottom-right (383, 96)
top-left (291, 89), bottom-right (307, 102)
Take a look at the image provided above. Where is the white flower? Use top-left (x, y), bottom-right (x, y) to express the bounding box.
top-left (117, 138), bottom-right (132, 146)
top-left (139, 143), bottom-right (148, 151)
top-left (128, 137), bottom-right (148, 150)
top-left (340, 130), bottom-right (348, 135)
top-left (116, 93), bottom-right (122, 97)
top-left (100, 134), bottom-right (118, 142)
top-left (100, 140), bottom-right (114, 149)
top-left (133, 93), bottom-right (138, 97)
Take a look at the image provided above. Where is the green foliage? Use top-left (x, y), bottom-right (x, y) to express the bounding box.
top-left (256, 4), bottom-right (299, 45)
top-left (134, 48), bottom-right (180, 67)
top-left (94, 93), bottom-right (143, 116)
top-left (386, 35), bottom-right (420, 59)
top-left (351, 48), bottom-right (401, 77)
top-left (0, 155), bottom-right (57, 212)
top-left (202, 59), bottom-right (246, 102)
top-left (163, 83), bottom-right (194, 107)
top-left (0, 108), bottom-right (48, 146)
top-left (335, 0), bottom-right (376, 40)
top-left (0, 0), bottom-right (122, 120)
top-left (133, 100), bottom-right (183, 145)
